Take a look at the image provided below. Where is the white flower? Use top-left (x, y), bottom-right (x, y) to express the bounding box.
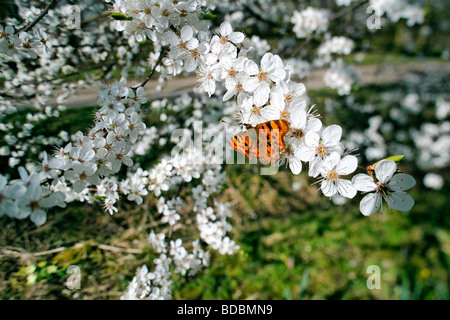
top-left (0, 174), bottom-right (26, 217)
top-left (240, 95), bottom-right (278, 126)
top-left (291, 7), bottom-right (330, 39)
top-left (217, 21), bottom-right (245, 45)
top-left (286, 102), bottom-right (322, 147)
top-left (295, 125), bottom-right (343, 177)
top-left (352, 160), bottom-right (416, 216)
top-left (423, 173), bottom-right (444, 190)
top-left (242, 53), bottom-right (286, 106)
top-left (318, 152), bottom-right (357, 198)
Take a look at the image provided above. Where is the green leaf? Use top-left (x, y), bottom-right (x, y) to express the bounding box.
top-left (200, 13), bottom-right (217, 20)
top-left (110, 13), bottom-right (133, 21)
top-left (385, 155), bottom-right (405, 164)
top-left (370, 155), bottom-right (405, 169)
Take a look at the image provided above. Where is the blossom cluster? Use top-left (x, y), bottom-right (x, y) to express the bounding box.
top-left (323, 59), bottom-right (357, 96)
top-left (369, 0), bottom-right (425, 27)
top-left (290, 7), bottom-right (330, 39)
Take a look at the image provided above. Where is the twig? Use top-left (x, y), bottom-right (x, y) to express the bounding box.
top-left (21, 0), bottom-right (58, 32)
top-left (330, 0), bottom-right (369, 21)
top-left (0, 242), bottom-right (141, 260)
top-left (132, 46), bottom-right (168, 90)
top-left (33, 247), bottom-right (67, 256)
top-left (292, 35), bottom-right (313, 57)
top-left (96, 244), bottom-right (142, 254)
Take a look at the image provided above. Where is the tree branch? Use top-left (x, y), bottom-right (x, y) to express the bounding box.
top-left (330, 0), bottom-right (370, 21)
top-left (21, 0), bottom-right (58, 32)
top-left (132, 46), bottom-right (168, 90)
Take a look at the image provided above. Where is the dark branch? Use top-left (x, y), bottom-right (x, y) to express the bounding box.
top-left (21, 0), bottom-right (58, 32)
top-left (132, 46), bottom-right (168, 90)
top-left (330, 0), bottom-right (370, 21)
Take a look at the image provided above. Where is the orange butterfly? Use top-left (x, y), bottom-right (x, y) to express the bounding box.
top-left (229, 120), bottom-right (291, 165)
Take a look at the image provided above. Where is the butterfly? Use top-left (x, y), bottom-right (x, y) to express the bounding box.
top-left (228, 119), bottom-right (291, 165)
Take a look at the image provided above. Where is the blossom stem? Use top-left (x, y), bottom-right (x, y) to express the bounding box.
top-left (133, 46), bottom-right (168, 90)
top-left (330, 0), bottom-right (369, 21)
top-left (21, 0), bottom-right (59, 32)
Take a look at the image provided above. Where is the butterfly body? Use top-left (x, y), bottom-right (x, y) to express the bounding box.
top-left (229, 120), bottom-right (291, 165)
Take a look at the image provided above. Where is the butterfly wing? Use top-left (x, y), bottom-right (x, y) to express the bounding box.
top-left (229, 128), bottom-right (258, 159)
top-left (255, 120), bottom-right (290, 165)
top-left (229, 120), bottom-right (290, 165)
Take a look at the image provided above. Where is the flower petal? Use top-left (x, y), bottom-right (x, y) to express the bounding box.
top-left (228, 32), bottom-right (245, 44)
top-left (289, 157), bottom-right (302, 175)
top-left (294, 146), bottom-right (315, 162)
top-left (321, 180), bottom-right (337, 197)
top-left (384, 191), bottom-right (414, 212)
top-left (352, 173), bottom-right (377, 192)
top-left (220, 21), bottom-right (232, 36)
top-left (180, 25), bottom-right (193, 42)
top-left (336, 155), bottom-right (358, 175)
top-left (322, 125), bottom-right (342, 145)
top-left (337, 179), bottom-right (357, 198)
top-left (360, 193), bottom-right (381, 216)
top-left (374, 160), bottom-right (397, 184)
top-left (30, 209), bottom-right (47, 226)
top-left (389, 173), bottom-right (416, 191)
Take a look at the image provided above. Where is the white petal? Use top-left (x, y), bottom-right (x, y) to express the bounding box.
top-left (186, 37), bottom-right (199, 50)
top-left (4, 183), bottom-right (27, 199)
top-left (220, 21), bottom-right (232, 36)
top-left (269, 89), bottom-right (284, 111)
top-left (180, 25), bottom-right (193, 42)
top-left (162, 31), bottom-right (180, 46)
top-left (304, 131), bottom-right (320, 147)
top-left (243, 60), bottom-right (259, 76)
top-left (352, 174), bottom-right (377, 192)
top-left (0, 175), bottom-right (6, 191)
top-left (389, 173), bottom-right (416, 192)
top-left (336, 155), bottom-right (358, 175)
top-left (384, 191), bottom-right (414, 212)
top-left (184, 56), bottom-right (197, 72)
top-left (308, 157), bottom-right (321, 178)
top-left (242, 77), bottom-right (259, 92)
top-left (360, 193), bottom-right (381, 216)
top-left (269, 67), bottom-right (286, 83)
top-left (324, 152), bottom-right (341, 169)
top-left (294, 146), bottom-right (315, 162)
top-left (321, 180), bottom-right (337, 197)
top-left (223, 88), bottom-right (236, 101)
top-left (228, 31), bottom-right (245, 43)
top-left (198, 42), bottom-right (209, 55)
top-left (374, 160), bottom-right (397, 184)
top-left (289, 157), bottom-right (302, 175)
top-left (30, 209), bottom-right (47, 226)
top-left (290, 108), bottom-right (307, 129)
top-left (337, 179), bottom-right (357, 199)
top-left (261, 53), bottom-right (274, 70)
top-left (306, 118), bottom-right (322, 132)
top-left (253, 85), bottom-right (270, 106)
top-left (322, 125), bottom-right (342, 145)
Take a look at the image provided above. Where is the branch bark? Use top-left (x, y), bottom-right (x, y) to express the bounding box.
top-left (21, 0), bottom-right (58, 32)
